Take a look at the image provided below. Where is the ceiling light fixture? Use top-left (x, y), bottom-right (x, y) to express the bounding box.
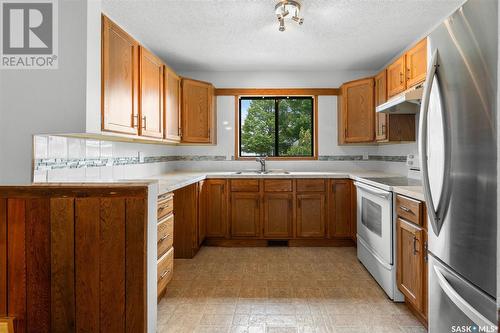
top-left (275, 0), bottom-right (303, 32)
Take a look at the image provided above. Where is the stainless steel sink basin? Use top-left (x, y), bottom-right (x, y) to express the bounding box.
top-left (233, 169), bottom-right (290, 175)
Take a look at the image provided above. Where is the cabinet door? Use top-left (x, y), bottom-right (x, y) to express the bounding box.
top-left (339, 78), bottom-right (375, 143)
top-left (328, 180), bottom-right (352, 238)
top-left (374, 70), bottom-right (388, 142)
top-left (173, 183), bottom-right (199, 259)
top-left (181, 79), bottom-right (215, 143)
top-left (397, 218), bottom-right (424, 312)
top-left (387, 56), bottom-right (406, 98)
top-left (206, 179), bottom-right (228, 238)
top-left (101, 16), bottom-right (139, 135)
top-left (197, 180), bottom-right (207, 246)
top-left (296, 193), bottom-right (326, 238)
top-left (406, 39), bottom-right (427, 88)
top-left (230, 193), bottom-right (261, 238)
top-left (263, 193), bottom-right (293, 239)
top-left (164, 67), bottom-right (181, 142)
top-left (139, 47), bottom-right (164, 138)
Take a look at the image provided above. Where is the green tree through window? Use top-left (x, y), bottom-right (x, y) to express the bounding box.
top-left (239, 97), bottom-right (314, 157)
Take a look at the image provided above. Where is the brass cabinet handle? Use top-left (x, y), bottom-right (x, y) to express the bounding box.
top-left (399, 206), bottom-right (411, 212)
top-left (158, 234), bottom-right (170, 242)
top-left (160, 269), bottom-right (171, 279)
top-left (399, 72), bottom-right (404, 84)
top-left (132, 114), bottom-right (139, 128)
top-left (413, 236), bottom-right (418, 255)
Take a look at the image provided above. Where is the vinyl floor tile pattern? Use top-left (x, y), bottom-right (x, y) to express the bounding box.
top-left (157, 247), bottom-right (426, 333)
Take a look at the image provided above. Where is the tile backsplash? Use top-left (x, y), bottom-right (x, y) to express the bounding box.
top-left (33, 135), bottom-right (412, 183)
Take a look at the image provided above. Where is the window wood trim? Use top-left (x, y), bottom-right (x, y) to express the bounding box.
top-left (234, 95), bottom-right (318, 161)
top-left (218, 88), bottom-right (339, 96)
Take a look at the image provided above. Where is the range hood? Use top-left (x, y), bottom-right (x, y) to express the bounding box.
top-left (376, 86), bottom-right (423, 114)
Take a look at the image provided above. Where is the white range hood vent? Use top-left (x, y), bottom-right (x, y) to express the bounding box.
top-left (376, 86), bottom-right (423, 114)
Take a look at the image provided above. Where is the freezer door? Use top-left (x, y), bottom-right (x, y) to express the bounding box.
top-left (429, 255), bottom-right (497, 333)
top-left (420, 0), bottom-right (497, 298)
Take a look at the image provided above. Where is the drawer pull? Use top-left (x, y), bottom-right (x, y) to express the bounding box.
top-left (399, 206), bottom-right (411, 212)
top-left (158, 234), bottom-right (170, 242)
top-left (160, 269), bottom-right (171, 279)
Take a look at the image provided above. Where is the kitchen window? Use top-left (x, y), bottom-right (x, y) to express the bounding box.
top-left (238, 96), bottom-right (316, 159)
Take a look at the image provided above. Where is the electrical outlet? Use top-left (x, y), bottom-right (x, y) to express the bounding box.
top-left (138, 151), bottom-right (145, 163)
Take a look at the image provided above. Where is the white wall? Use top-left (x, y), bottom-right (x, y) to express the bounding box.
top-left (0, 0), bottom-right (102, 184)
top-left (175, 70), bottom-right (418, 174)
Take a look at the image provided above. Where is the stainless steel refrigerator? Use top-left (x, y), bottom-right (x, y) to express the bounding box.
top-left (419, 0), bottom-right (498, 331)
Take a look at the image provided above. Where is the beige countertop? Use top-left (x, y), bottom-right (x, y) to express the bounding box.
top-left (142, 170), bottom-right (425, 201)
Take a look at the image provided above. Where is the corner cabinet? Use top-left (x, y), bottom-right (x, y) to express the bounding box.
top-left (101, 15), bottom-right (139, 135)
top-left (181, 79), bottom-right (216, 144)
top-left (139, 47), bottom-right (164, 139)
top-left (164, 67), bottom-right (181, 142)
top-left (338, 78), bottom-right (375, 144)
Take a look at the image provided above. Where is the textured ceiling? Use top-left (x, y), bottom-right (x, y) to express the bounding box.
top-left (102, 0), bottom-right (464, 72)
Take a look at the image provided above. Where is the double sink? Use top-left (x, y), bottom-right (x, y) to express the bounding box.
top-left (233, 169), bottom-right (290, 175)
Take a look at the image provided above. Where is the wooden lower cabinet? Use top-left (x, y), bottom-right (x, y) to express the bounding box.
top-left (395, 194), bottom-right (428, 326)
top-left (263, 193), bottom-right (293, 238)
top-left (230, 193), bottom-right (261, 238)
top-left (205, 179), bottom-right (228, 238)
top-left (197, 178), bottom-right (355, 243)
top-left (328, 180), bottom-right (352, 238)
top-left (296, 193), bottom-right (326, 238)
top-left (173, 184), bottom-right (200, 259)
top-left (197, 180), bottom-right (207, 246)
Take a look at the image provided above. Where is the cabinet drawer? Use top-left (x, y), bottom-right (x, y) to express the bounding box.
top-left (264, 179), bottom-right (292, 192)
top-left (296, 179), bottom-right (326, 192)
top-left (157, 214), bottom-right (174, 258)
top-left (230, 179), bottom-right (260, 192)
top-left (157, 193), bottom-right (174, 220)
top-left (396, 195), bottom-right (422, 225)
top-left (157, 247), bottom-right (174, 297)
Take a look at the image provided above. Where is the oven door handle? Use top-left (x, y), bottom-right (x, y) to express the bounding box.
top-left (354, 182), bottom-right (391, 199)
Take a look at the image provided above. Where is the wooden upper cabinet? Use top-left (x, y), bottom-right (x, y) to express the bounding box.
top-left (164, 67), bottom-right (181, 142)
top-left (263, 193), bottom-right (293, 239)
top-left (181, 78), bottom-right (216, 143)
top-left (205, 179), bottom-right (228, 238)
top-left (139, 47), bottom-right (164, 138)
top-left (328, 180), bottom-right (352, 238)
top-left (387, 56), bottom-right (406, 98)
top-left (338, 78), bottom-right (375, 144)
top-left (101, 15), bottom-right (139, 135)
top-left (296, 193), bottom-right (326, 238)
top-left (397, 218), bottom-right (425, 312)
top-left (374, 70), bottom-right (388, 142)
top-left (230, 193), bottom-right (260, 238)
top-left (406, 39), bottom-right (427, 88)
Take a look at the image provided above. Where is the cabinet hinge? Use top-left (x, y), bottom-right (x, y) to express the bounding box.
top-left (424, 241), bottom-right (428, 263)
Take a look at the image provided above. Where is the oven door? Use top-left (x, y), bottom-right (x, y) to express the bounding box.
top-left (355, 181), bottom-right (393, 265)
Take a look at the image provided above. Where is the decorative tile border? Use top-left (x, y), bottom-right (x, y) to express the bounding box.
top-left (368, 155), bottom-right (407, 162)
top-left (35, 154), bottom-right (407, 171)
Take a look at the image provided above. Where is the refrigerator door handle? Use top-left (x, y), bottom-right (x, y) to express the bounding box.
top-left (434, 265), bottom-right (497, 329)
top-left (419, 49), bottom-right (451, 236)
